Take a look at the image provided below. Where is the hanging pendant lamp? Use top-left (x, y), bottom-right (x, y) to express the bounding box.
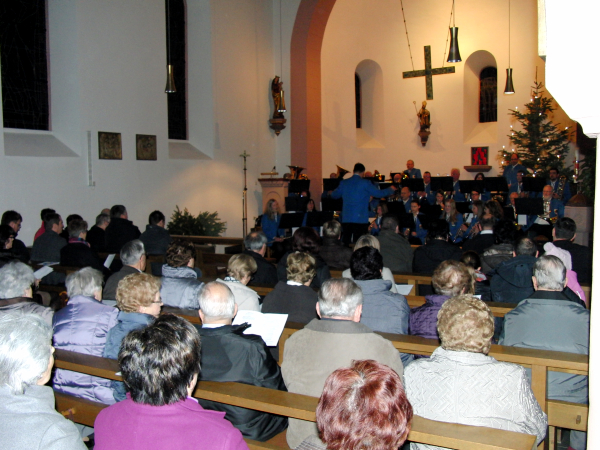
top-left (504, 0), bottom-right (515, 94)
top-left (447, 1), bottom-right (461, 63)
top-left (165, 0), bottom-right (176, 93)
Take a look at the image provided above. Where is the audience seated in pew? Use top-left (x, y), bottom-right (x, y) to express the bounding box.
top-left (551, 218), bottom-right (592, 284)
top-left (0, 262), bottom-right (53, 325)
top-left (160, 240), bottom-right (204, 310)
top-left (60, 219), bottom-right (108, 275)
top-left (377, 215), bottom-right (413, 273)
top-left (281, 278), bottom-right (404, 449)
top-left (1, 210), bottom-right (29, 263)
top-left (94, 314), bottom-right (248, 450)
top-left (31, 213), bottom-right (67, 285)
top-left (318, 220), bottom-right (353, 270)
top-left (139, 210), bottom-right (172, 276)
top-left (33, 208), bottom-right (56, 241)
top-left (0, 313), bottom-right (86, 450)
top-left (460, 251), bottom-right (491, 301)
top-left (500, 255), bottom-right (589, 450)
top-left (277, 227), bottom-right (331, 289)
top-left (216, 254), bottom-right (260, 312)
top-left (460, 213), bottom-right (495, 255)
top-left (53, 267), bottom-right (118, 405)
top-left (86, 213), bottom-right (110, 253)
top-left (350, 246), bottom-right (412, 365)
top-left (196, 282), bottom-right (288, 441)
top-left (243, 231), bottom-right (278, 287)
top-left (104, 273), bottom-right (162, 402)
top-left (262, 252), bottom-right (319, 324)
top-left (410, 260), bottom-right (473, 341)
top-left (544, 242), bottom-right (587, 304)
top-left (489, 236), bottom-right (537, 304)
top-left (0, 224), bottom-right (17, 268)
top-left (413, 220), bottom-right (462, 274)
top-left (103, 240), bottom-right (147, 300)
top-left (104, 205), bottom-right (141, 255)
top-left (296, 360), bottom-right (413, 450)
top-left (342, 234), bottom-right (398, 294)
top-left (405, 295), bottom-right (547, 450)
top-left (59, 214), bottom-right (83, 242)
top-left (480, 219), bottom-right (519, 275)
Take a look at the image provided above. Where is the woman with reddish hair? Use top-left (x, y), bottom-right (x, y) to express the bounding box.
top-left (296, 360), bottom-right (413, 450)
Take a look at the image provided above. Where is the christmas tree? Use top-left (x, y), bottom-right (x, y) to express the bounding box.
top-left (499, 81), bottom-right (572, 178)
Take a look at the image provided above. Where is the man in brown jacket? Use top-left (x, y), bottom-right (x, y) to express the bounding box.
top-left (281, 278), bottom-right (404, 448)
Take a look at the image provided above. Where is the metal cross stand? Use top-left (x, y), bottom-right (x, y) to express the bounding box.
top-left (240, 151), bottom-right (250, 237)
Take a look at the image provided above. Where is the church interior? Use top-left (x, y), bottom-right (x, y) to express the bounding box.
top-left (0, 0), bottom-right (598, 448)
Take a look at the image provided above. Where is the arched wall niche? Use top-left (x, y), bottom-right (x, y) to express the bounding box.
top-left (355, 59), bottom-right (384, 148)
top-left (463, 50), bottom-right (498, 144)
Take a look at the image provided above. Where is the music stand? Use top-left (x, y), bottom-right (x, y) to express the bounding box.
top-left (285, 196), bottom-right (309, 212)
top-left (455, 202), bottom-right (471, 215)
top-left (306, 211), bottom-right (334, 227)
top-left (288, 180), bottom-right (310, 194)
top-left (421, 204), bottom-right (442, 220)
top-left (402, 178), bottom-right (425, 192)
top-left (503, 206), bottom-right (516, 222)
top-left (386, 202), bottom-right (408, 217)
top-left (459, 180), bottom-right (485, 194)
top-left (522, 177), bottom-right (546, 194)
top-left (279, 213), bottom-right (305, 229)
top-left (323, 178), bottom-right (341, 192)
top-left (484, 177), bottom-right (509, 193)
top-left (514, 198), bottom-right (543, 216)
top-left (321, 198), bottom-right (343, 211)
top-left (430, 176), bottom-right (454, 192)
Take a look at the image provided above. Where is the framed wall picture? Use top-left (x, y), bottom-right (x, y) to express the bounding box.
top-left (98, 132), bottom-right (122, 160)
top-left (136, 134), bottom-right (157, 161)
top-left (471, 146), bottom-right (488, 165)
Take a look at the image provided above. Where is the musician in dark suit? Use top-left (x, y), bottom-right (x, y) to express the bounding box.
top-left (546, 167), bottom-right (571, 205)
top-left (417, 171), bottom-right (435, 205)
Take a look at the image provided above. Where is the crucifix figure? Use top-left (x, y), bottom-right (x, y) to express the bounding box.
top-left (403, 46), bottom-right (455, 100)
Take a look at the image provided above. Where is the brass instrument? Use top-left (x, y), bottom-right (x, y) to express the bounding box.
top-left (556, 175), bottom-right (567, 201)
top-left (286, 165), bottom-right (306, 180)
top-left (335, 165), bottom-right (350, 179)
top-left (373, 170), bottom-right (384, 181)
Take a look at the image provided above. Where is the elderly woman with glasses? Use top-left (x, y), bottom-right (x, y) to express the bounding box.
top-left (53, 267), bottom-right (118, 405)
top-left (94, 314), bottom-right (247, 450)
top-left (103, 272), bottom-right (162, 402)
top-left (404, 295), bottom-right (547, 449)
top-left (0, 313), bottom-right (86, 450)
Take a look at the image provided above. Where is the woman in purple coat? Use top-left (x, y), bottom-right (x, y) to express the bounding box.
top-left (94, 314), bottom-right (248, 450)
top-left (409, 260), bottom-right (474, 340)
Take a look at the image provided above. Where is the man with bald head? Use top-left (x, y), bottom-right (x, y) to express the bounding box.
top-left (399, 186), bottom-right (412, 213)
top-left (527, 185), bottom-right (564, 240)
top-left (195, 282), bottom-right (287, 441)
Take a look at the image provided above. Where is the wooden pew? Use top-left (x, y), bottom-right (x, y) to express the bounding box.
top-left (278, 323), bottom-right (588, 450)
top-left (53, 350), bottom-right (537, 450)
top-left (172, 235), bottom-right (245, 246)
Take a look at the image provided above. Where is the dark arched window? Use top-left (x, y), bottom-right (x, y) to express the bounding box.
top-left (166, 0), bottom-right (187, 140)
top-left (0, 1), bottom-right (49, 130)
top-left (479, 67), bottom-right (497, 123)
top-left (355, 73), bottom-right (362, 129)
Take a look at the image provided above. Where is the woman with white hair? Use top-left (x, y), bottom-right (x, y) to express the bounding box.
top-left (0, 313), bottom-right (86, 449)
top-left (0, 261), bottom-right (53, 325)
top-left (404, 295), bottom-right (547, 449)
top-left (53, 267), bottom-right (118, 405)
top-left (217, 253), bottom-right (260, 312)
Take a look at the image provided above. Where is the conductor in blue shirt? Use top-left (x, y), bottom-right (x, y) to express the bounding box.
top-left (330, 163), bottom-right (396, 244)
top-left (403, 159), bottom-right (422, 179)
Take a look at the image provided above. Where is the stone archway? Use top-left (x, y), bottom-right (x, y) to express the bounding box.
top-left (290, 0), bottom-right (337, 196)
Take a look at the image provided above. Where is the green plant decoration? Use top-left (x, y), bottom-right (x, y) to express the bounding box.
top-left (167, 207), bottom-right (228, 236)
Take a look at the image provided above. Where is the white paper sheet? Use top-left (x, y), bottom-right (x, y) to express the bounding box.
top-left (395, 284), bottom-right (414, 296)
top-left (104, 254), bottom-right (116, 269)
top-left (232, 310), bottom-right (289, 346)
top-left (34, 266), bottom-right (54, 279)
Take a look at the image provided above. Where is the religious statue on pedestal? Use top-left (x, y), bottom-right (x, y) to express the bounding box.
top-left (415, 100), bottom-right (431, 147)
top-left (269, 76), bottom-right (287, 136)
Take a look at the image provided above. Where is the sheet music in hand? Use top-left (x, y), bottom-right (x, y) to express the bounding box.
top-left (232, 310), bottom-right (289, 346)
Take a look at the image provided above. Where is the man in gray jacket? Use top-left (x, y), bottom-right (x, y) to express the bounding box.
top-left (377, 216), bottom-right (412, 273)
top-left (500, 255), bottom-right (589, 450)
top-left (281, 278), bottom-right (404, 448)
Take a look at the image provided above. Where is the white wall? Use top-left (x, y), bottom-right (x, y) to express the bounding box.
top-left (0, 0), bottom-right (287, 242)
top-left (320, 0), bottom-right (563, 179)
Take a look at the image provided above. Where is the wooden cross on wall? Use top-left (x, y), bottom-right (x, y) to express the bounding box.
top-left (403, 46), bottom-right (455, 100)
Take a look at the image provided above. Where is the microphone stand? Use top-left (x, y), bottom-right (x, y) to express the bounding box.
top-left (240, 151), bottom-right (250, 237)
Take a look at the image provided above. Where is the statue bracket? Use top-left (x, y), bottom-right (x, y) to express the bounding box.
top-left (269, 118), bottom-right (287, 136)
top-left (418, 130), bottom-right (431, 147)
